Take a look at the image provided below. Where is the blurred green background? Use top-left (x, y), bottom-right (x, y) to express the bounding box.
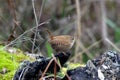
top-left (0, 0), bottom-right (120, 63)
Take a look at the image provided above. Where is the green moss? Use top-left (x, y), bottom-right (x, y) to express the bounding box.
top-left (0, 45), bottom-right (30, 80)
top-left (0, 71), bottom-right (16, 80)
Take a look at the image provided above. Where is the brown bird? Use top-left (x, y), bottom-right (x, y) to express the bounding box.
top-left (46, 29), bottom-right (75, 54)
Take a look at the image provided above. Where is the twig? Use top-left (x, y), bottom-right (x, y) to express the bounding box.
top-left (75, 0), bottom-right (81, 62)
top-left (31, 0), bottom-right (45, 53)
top-left (39, 58), bottom-right (55, 80)
top-left (54, 58), bottom-right (56, 80)
top-left (53, 56), bottom-right (71, 80)
top-left (105, 38), bottom-right (120, 52)
top-left (0, 19), bottom-right (50, 50)
top-left (31, 0), bottom-right (39, 53)
top-left (75, 0), bottom-right (81, 38)
top-left (38, 0), bottom-right (46, 22)
top-left (19, 67), bottom-right (29, 80)
top-left (79, 41), bottom-right (93, 59)
top-left (70, 39), bottom-right (102, 61)
top-left (86, 28), bottom-right (96, 43)
top-left (39, 56), bottom-right (71, 80)
top-left (7, 0), bottom-right (18, 42)
top-left (100, 0), bottom-right (108, 47)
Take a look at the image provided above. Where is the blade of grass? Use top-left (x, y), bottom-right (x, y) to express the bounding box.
top-left (45, 42), bottom-right (53, 57)
top-left (106, 18), bottom-right (120, 42)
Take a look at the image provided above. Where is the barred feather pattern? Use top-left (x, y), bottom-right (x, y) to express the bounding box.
top-left (48, 35), bottom-right (75, 52)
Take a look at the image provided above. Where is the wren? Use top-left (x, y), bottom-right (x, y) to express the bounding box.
top-left (46, 29), bottom-right (75, 54)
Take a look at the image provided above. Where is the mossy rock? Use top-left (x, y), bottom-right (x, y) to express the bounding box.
top-left (0, 46), bottom-right (30, 80)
